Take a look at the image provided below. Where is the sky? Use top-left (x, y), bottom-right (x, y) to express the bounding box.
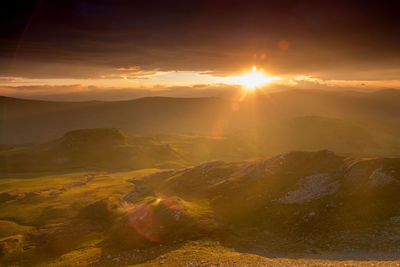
top-left (0, 0), bottom-right (399, 101)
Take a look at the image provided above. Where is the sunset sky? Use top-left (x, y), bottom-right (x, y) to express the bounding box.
top-left (1, 0), bottom-right (399, 100)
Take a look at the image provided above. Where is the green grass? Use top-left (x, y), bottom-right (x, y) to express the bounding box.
top-left (0, 169), bottom-right (160, 225)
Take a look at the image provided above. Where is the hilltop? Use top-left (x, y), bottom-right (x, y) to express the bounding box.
top-left (0, 128), bottom-right (185, 172)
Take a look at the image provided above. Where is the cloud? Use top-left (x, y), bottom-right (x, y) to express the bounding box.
top-left (0, 0), bottom-right (399, 82)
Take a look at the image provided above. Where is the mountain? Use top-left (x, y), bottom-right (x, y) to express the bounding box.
top-left (2, 89), bottom-right (400, 145)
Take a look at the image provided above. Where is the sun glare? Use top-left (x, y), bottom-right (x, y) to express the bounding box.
top-left (232, 66), bottom-right (280, 91)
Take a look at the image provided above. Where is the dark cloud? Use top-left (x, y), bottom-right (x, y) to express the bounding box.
top-left (1, 0), bottom-right (399, 80)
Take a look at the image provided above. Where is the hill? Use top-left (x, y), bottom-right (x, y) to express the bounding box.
top-left (2, 89), bottom-right (400, 145)
top-left (0, 128), bottom-right (185, 172)
top-left (2, 116), bottom-right (400, 174)
top-left (230, 116), bottom-right (400, 157)
top-left (0, 96), bottom-right (230, 144)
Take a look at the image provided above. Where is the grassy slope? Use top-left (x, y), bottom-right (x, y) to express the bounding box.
top-left (0, 169), bottom-right (159, 226)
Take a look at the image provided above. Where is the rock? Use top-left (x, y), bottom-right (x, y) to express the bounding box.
top-left (276, 173), bottom-right (339, 204)
top-left (368, 167), bottom-right (399, 187)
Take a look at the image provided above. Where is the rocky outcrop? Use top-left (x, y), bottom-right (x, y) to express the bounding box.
top-left (276, 173), bottom-right (340, 204)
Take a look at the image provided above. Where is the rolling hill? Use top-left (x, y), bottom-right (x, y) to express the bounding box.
top-left (2, 89), bottom-right (400, 145)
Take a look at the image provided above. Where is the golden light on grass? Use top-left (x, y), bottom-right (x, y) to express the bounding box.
top-left (232, 66), bottom-right (280, 91)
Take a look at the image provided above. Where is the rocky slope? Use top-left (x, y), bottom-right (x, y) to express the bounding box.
top-left (125, 150), bottom-right (400, 252)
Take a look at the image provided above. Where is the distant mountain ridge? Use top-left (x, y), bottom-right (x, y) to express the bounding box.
top-left (1, 89), bottom-right (400, 147)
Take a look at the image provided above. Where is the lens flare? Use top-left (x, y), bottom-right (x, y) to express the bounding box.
top-left (125, 194), bottom-right (182, 243)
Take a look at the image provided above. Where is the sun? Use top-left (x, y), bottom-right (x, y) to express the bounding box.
top-left (233, 66), bottom-right (280, 91)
